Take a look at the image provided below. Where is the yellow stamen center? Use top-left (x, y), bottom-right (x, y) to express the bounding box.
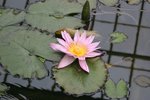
top-left (68, 43), bottom-right (87, 57)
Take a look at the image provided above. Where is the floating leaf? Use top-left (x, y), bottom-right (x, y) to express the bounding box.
top-left (116, 80), bottom-right (128, 98)
top-left (105, 79), bottom-right (128, 99)
top-left (105, 79), bottom-right (116, 98)
top-left (110, 32), bottom-right (128, 43)
top-left (26, 0), bottom-right (84, 32)
top-left (0, 42), bottom-right (48, 78)
top-left (53, 57), bottom-right (107, 95)
top-left (127, 0), bottom-right (141, 5)
top-left (0, 26), bottom-right (61, 78)
top-left (0, 83), bottom-right (9, 96)
top-left (99, 0), bottom-right (119, 6)
top-left (134, 75), bottom-right (150, 88)
top-left (27, 0), bottom-right (83, 15)
top-left (26, 14), bottom-right (83, 32)
top-left (0, 9), bottom-right (25, 27)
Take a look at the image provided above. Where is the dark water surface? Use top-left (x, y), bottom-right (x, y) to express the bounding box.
top-left (0, 0), bottom-right (150, 100)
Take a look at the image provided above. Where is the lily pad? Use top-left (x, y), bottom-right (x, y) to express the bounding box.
top-left (25, 0), bottom-right (84, 32)
top-left (53, 57), bottom-right (107, 95)
top-left (105, 79), bottom-right (128, 99)
top-left (0, 83), bottom-right (9, 96)
top-left (110, 32), bottom-right (128, 44)
top-left (26, 14), bottom-right (83, 32)
top-left (27, 0), bottom-right (83, 15)
top-left (99, 0), bottom-right (119, 6)
top-left (0, 9), bottom-right (25, 27)
top-left (0, 26), bottom-right (61, 78)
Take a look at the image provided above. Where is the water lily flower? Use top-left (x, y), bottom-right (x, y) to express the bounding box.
top-left (50, 31), bottom-right (102, 72)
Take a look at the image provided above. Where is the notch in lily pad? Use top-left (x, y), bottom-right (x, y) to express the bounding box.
top-left (105, 79), bottom-right (128, 99)
top-left (110, 32), bottom-right (128, 44)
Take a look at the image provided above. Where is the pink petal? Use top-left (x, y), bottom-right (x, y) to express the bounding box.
top-left (88, 42), bottom-right (100, 52)
top-left (79, 60), bottom-right (89, 72)
top-left (86, 52), bottom-right (102, 58)
top-left (80, 31), bottom-right (86, 42)
top-left (78, 56), bottom-right (85, 60)
top-left (88, 47), bottom-right (101, 53)
top-left (61, 31), bottom-right (73, 43)
top-left (58, 55), bottom-right (75, 68)
top-left (86, 35), bottom-right (95, 44)
top-left (57, 38), bottom-right (69, 48)
top-left (50, 43), bottom-right (66, 53)
top-left (74, 30), bottom-right (80, 42)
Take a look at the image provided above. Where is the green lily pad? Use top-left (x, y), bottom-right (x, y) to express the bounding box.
top-left (0, 83), bottom-right (9, 96)
top-left (0, 9), bottom-right (25, 27)
top-left (0, 26), bottom-right (61, 78)
top-left (99, 0), bottom-right (119, 6)
top-left (105, 79), bottom-right (128, 99)
top-left (25, 0), bottom-right (84, 32)
top-left (27, 0), bottom-right (83, 15)
top-left (110, 32), bottom-right (128, 44)
top-left (53, 57), bottom-right (107, 95)
top-left (25, 14), bottom-right (83, 32)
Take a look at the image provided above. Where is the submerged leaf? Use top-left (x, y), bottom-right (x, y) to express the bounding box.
top-left (99, 0), bottom-right (119, 6)
top-left (0, 9), bottom-right (25, 27)
top-left (105, 79), bottom-right (128, 99)
top-left (53, 57), bottom-right (107, 95)
top-left (127, 0), bottom-right (141, 5)
top-left (0, 26), bottom-right (61, 78)
top-left (134, 75), bottom-right (150, 88)
top-left (110, 32), bottom-right (128, 44)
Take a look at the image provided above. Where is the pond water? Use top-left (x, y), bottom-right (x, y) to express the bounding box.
top-left (0, 0), bottom-right (150, 100)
